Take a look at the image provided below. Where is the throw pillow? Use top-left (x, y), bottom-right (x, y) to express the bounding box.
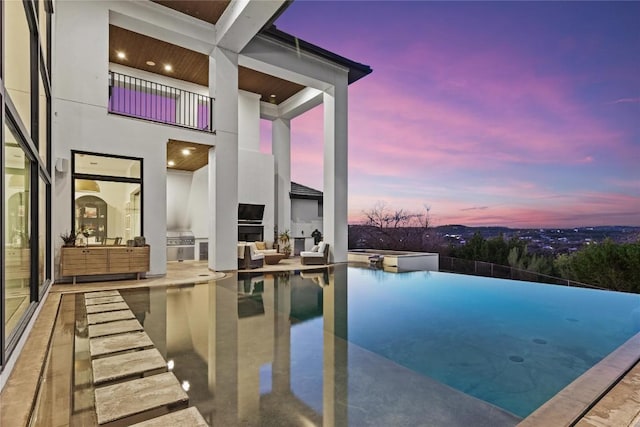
top-left (311, 245), bottom-right (319, 252)
top-left (255, 241), bottom-right (266, 250)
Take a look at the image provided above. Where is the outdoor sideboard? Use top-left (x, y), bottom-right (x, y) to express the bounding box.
top-left (60, 245), bottom-right (150, 284)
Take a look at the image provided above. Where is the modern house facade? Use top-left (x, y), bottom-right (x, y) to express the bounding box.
top-left (1, 0), bottom-right (370, 385)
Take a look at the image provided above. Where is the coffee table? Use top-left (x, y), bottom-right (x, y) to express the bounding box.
top-left (264, 253), bottom-right (286, 265)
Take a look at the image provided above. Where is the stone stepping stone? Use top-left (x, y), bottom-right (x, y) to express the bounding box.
top-left (88, 319), bottom-right (143, 338)
top-left (86, 302), bottom-right (130, 314)
top-left (85, 290), bottom-right (121, 299)
top-left (94, 372), bottom-right (188, 426)
top-left (92, 348), bottom-right (167, 385)
top-left (90, 331), bottom-right (154, 358)
top-left (85, 296), bottom-right (125, 306)
top-left (130, 407), bottom-right (208, 426)
top-left (87, 310), bottom-right (135, 325)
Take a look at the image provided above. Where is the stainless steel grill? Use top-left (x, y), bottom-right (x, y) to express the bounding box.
top-left (167, 231), bottom-right (195, 261)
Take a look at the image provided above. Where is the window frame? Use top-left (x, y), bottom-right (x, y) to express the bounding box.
top-left (70, 150), bottom-right (144, 239)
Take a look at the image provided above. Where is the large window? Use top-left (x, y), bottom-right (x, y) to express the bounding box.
top-left (2, 0), bottom-right (52, 366)
top-left (4, 124), bottom-right (32, 338)
top-left (5, 1), bottom-right (32, 136)
top-left (72, 152), bottom-right (143, 244)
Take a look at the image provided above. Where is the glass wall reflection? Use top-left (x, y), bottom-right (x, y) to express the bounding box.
top-left (4, 124), bottom-right (32, 337)
top-left (116, 266), bottom-right (348, 426)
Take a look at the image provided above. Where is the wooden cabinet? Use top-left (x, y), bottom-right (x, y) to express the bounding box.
top-left (61, 246), bottom-right (149, 284)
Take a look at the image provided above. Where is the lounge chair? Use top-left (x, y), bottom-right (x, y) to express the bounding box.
top-left (300, 242), bottom-right (330, 265)
top-left (237, 243), bottom-right (264, 269)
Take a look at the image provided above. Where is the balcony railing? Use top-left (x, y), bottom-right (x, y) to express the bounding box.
top-left (108, 71), bottom-right (214, 133)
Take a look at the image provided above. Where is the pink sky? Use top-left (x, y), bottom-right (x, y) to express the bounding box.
top-left (262, 1), bottom-right (640, 228)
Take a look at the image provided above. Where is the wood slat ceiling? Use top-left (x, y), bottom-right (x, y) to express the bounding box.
top-left (150, 0), bottom-right (230, 25)
top-left (239, 67), bottom-right (305, 104)
top-left (167, 140), bottom-right (211, 171)
top-left (109, 26), bottom-right (306, 104)
top-left (110, 25), bottom-right (209, 86)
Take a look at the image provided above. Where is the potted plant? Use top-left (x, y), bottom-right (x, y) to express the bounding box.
top-left (60, 231), bottom-right (77, 247)
top-left (278, 229), bottom-right (291, 258)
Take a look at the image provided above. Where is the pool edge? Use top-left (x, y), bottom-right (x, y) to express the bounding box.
top-left (517, 331), bottom-right (640, 426)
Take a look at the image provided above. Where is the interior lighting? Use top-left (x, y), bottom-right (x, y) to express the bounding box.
top-left (167, 160), bottom-right (175, 167)
top-left (181, 380), bottom-right (190, 391)
top-left (181, 148), bottom-right (191, 156)
top-left (76, 179), bottom-right (101, 193)
top-left (167, 360), bottom-right (175, 370)
top-left (116, 51), bottom-right (126, 60)
top-left (146, 60), bottom-right (156, 66)
top-left (164, 64), bottom-right (173, 72)
top-left (270, 94), bottom-right (276, 98)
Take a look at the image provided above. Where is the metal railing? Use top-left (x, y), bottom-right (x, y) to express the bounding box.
top-left (108, 71), bottom-right (214, 133)
top-left (438, 255), bottom-right (606, 290)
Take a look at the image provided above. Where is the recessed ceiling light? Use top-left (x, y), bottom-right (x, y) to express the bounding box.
top-left (168, 160), bottom-right (175, 166)
top-left (164, 64), bottom-right (173, 72)
top-left (116, 51), bottom-right (126, 60)
top-left (146, 60), bottom-right (156, 66)
top-left (181, 148), bottom-right (191, 156)
top-left (270, 94), bottom-right (276, 98)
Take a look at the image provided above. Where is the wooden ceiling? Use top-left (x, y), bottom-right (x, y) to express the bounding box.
top-left (109, 25), bottom-right (209, 86)
top-left (167, 140), bottom-right (211, 171)
top-left (150, 0), bottom-right (230, 25)
top-left (109, 26), bottom-right (306, 104)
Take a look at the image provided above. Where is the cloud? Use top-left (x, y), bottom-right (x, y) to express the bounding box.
top-left (607, 98), bottom-right (640, 105)
top-left (461, 206), bottom-right (489, 211)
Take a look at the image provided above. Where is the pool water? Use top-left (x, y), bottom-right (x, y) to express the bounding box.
top-left (346, 268), bottom-right (640, 417)
top-left (97, 266), bottom-right (640, 425)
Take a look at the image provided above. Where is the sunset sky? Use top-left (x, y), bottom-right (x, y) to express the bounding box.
top-left (261, 1), bottom-right (640, 228)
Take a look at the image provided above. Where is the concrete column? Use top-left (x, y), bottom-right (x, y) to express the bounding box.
top-left (238, 90), bottom-right (261, 151)
top-left (272, 118), bottom-right (291, 240)
top-left (323, 80), bottom-right (349, 263)
top-left (208, 47), bottom-right (239, 271)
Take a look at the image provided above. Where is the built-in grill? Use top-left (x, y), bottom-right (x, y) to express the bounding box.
top-left (166, 231), bottom-right (195, 262)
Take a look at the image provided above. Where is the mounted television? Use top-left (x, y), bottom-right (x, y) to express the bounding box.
top-left (238, 203), bottom-right (265, 223)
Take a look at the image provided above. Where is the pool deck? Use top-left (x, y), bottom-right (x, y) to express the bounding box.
top-left (1, 260), bottom-right (639, 426)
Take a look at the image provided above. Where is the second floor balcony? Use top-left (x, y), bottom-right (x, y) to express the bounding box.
top-left (108, 71), bottom-right (214, 133)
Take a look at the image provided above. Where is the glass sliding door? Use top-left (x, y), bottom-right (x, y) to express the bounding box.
top-left (4, 124), bottom-right (32, 338)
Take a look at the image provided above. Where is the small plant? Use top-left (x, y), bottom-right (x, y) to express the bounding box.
top-left (60, 231), bottom-right (77, 247)
top-left (279, 229), bottom-right (292, 257)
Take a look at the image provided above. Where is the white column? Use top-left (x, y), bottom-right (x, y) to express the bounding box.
top-left (209, 47), bottom-right (239, 271)
top-left (272, 118), bottom-right (291, 241)
top-left (323, 79), bottom-right (349, 263)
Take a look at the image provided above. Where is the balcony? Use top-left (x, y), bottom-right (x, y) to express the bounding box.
top-left (108, 71), bottom-right (214, 133)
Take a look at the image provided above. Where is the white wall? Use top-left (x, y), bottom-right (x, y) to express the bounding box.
top-left (239, 150), bottom-right (275, 245)
top-left (238, 90), bottom-right (261, 151)
top-left (53, 0), bottom-right (215, 275)
top-left (291, 198), bottom-right (323, 250)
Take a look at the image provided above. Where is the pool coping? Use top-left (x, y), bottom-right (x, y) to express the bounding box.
top-left (518, 331), bottom-right (640, 426)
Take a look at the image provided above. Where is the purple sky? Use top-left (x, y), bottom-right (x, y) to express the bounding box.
top-left (262, 1), bottom-right (640, 228)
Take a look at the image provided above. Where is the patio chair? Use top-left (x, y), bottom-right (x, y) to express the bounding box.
top-left (300, 242), bottom-right (330, 265)
top-left (238, 243), bottom-right (264, 269)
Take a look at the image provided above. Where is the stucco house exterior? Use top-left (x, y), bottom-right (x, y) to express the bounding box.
top-left (1, 0), bottom-right (370, 385)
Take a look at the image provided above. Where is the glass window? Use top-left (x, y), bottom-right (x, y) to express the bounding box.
top-left (5, 0), bottom-right (32, 135)
top-left (39, 0), bottom-right (48, 64)
top-left (38, 74), bottom-right (48, 163)
top-left (73, 153), bottom-right (143, 244)
top-left (4, 123), bottom-right (32, 337)
top-left (74, 153), bottom-right (141, 179)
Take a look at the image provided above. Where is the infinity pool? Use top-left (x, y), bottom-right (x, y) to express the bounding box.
top-left (64, 265), bottom-right (640, 426)
top-left (345, 267), bottom-right (640, 417)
